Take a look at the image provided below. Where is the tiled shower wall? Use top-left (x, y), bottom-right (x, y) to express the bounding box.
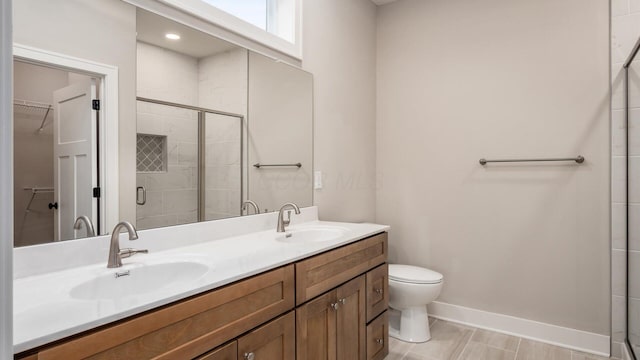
top-left (136, 42), bottom-right (199, 229)
top-left (611, 0), bottom-right (640, 357)
top-left (136, 42), bottom-right (245, 229)
top-left (199, 49), bottom-right (246, 220)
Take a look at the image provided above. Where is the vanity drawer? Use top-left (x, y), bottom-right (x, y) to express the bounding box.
top-left (36, 265), bottom-right (295, 360)
top-left (296, 232), bottom-right (387, 305)
top-left (195, 341), bottom-right (237, 360)
top-left (237, 311), bottom-right (295, 360)
top-left (366, 312), bottom-right (389, 360)
top-left (366, 264), bottom-right (389, 323)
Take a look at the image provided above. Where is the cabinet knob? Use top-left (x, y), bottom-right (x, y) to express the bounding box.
top-left (375, 338), bottom-right (384, 345)
top-left (374, 288), bottom-right (383, 295)
top-left (244, 352), bottom-right (255, 360)
top-left (330, 302), bottom-right (340, 310)
top-left (338, 298), bottom-right (347, 305)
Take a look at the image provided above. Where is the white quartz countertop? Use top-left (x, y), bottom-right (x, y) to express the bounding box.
top-left (14, 215), bottom-right (388, 353)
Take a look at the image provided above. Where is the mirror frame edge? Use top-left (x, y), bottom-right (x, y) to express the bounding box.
top-left (1, 0), bottom-right (13, 356)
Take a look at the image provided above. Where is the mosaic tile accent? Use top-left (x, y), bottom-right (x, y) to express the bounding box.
top-left (137, 134), bottom-right (167, 172)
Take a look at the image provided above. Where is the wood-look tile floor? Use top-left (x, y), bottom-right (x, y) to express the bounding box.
top-left (385, 318), bottom-right (614, 360)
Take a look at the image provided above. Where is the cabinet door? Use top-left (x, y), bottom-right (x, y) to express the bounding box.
top-left (238, 312), bottom-right (295, 360)
top-left (296, 290), bottom-right (337, 360)
top-left (366, 264), bottom-right (389, 323)
top-left (366, 312), bottom-right (388, 360)
top-left (196, 341), bottom-right (237, 360)
top-left (336, 276), bottom-right (366, 360)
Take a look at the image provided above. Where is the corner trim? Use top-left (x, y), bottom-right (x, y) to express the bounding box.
top-left (0, 0), bottom-right (12, 357)
top-left (428, 301), bottom-right (610, 357)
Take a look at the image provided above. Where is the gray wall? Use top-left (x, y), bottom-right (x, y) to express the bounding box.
top-left (376, 0), bottom-right (610, 335)
top-left (302, 0), bottom-right (378, 223)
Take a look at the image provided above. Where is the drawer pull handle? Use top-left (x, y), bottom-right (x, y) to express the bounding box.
top-left (338, 298), bottom-right (347, 305)
top-left (330, 302), bottom-right (340, 310)
top-left (374, 288), bottom-right (384, 295)
top-left (244, 352), bottom-right (255, 360)
top-left (375, 338), bottom-right (384, 345)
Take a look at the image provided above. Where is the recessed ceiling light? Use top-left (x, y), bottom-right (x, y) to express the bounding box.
top-left (165, 33), bottom-right (180, 40)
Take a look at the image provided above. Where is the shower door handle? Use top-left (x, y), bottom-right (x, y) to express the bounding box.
top-left (136, 186), bottom-right (146, 205)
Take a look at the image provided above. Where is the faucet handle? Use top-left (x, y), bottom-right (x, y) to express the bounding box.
top-left (119, 248), bottom-right (149, 259)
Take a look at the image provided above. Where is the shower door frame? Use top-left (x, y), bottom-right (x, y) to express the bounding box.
top-left (625, 34), bottom-right (640, 360)
top-left (136, 97), bottom-right (244, 222)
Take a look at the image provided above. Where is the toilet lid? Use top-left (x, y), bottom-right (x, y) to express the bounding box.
top-left (389, 264), bottom-right (443, 284)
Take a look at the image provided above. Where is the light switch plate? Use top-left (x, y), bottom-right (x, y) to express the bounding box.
top-left (314, 171), bottom-right (323, 190)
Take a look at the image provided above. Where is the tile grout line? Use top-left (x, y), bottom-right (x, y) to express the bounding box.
top-left (454, 327), bottom-right (475, 360)
top-left (514, 337), bottom-right (522, 360)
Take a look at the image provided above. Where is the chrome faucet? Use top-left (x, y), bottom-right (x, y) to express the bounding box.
top-left (242, 200), bottom-right (260, 215)
top-left (276, 203), bottom-right (301, 232)
top-left (73, 215), bottom-right (95, 237)
top-left (107, 221), bottom-right (147, 268)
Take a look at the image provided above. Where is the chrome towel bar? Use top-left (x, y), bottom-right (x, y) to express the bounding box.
top-left (253, 163), bottom-right (302, 169)
top-left (479, 156), bottom-right (584, 166)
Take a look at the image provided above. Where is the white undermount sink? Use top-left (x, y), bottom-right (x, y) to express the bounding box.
top-left (70, 261), bottom-right (210, 301)
top-left (275, 226), bottom-right (349, 243)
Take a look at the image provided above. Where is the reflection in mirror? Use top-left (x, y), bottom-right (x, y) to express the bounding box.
top-left (13, 61), bottom-right (101, 246)
top-left (135, 9), bottom-right (246, 229)
top-left (13, 2), bottom-right (315, 246)
top-left (247, 52), bottom-right (313, 213)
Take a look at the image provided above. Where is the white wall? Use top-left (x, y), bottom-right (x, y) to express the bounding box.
top-left (302, 0), bottom-right (378, 222)
top-left (376, 0), bottom-right (610, 335)
top-left (612, 0), bottom-right (640, 356)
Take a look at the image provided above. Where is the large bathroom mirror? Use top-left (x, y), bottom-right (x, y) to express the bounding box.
top-left (12, 1), bottom-right (313, 247)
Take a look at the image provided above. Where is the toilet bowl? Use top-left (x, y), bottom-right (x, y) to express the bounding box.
top-left (388, 264), bottom-right (443, 343)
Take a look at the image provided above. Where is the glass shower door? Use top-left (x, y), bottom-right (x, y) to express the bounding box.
top-left (136, 101), bottom-right (199, 230)
top-left (203, 112), bottom-right (242, 221)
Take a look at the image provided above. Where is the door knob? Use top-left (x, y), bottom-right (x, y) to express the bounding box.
top-left (375, 338), bottom-right (384, 345)
top-left (338, 298), bottom-right (346, 305)
top-left (374, 288), bottom-right (384, 295)
top-left (330, 302), bottom-right (340, 311)
top-left (244, 352), bottom-right (255, 360)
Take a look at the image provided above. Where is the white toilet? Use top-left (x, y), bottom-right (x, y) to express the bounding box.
top-left (388, 264), bottom-right (443, 343)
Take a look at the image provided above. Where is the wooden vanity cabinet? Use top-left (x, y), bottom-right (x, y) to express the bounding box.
top-left (16, 232), bottom-right (389, 360)
top-left (296, 233), bottom-right (389, 360)
top-left (296, 276), bottom-right (366, 360)
top-left (196, 342), bottom-right (237, 360)
top-left (196, 311), bottom-right (295, 360)
top-left (17, 265), bottom-right (294, 360)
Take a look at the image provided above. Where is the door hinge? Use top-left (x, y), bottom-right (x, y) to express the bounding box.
top-left (92, 99), bottom-right (100, 111)
top-left (93, 187), bottom-right (101, 198)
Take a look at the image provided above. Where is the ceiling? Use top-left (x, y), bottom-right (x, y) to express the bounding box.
top-left (136, 9), bottom-right (239, 59)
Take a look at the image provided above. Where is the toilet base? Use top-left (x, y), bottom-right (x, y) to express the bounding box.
top-left (389, 305), bottom-right (431, 343)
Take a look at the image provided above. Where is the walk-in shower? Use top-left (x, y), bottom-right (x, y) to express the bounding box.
top-left (135, 97), bottom-right (243, 230)
top-left (625, 34), bottom-right (640, 359)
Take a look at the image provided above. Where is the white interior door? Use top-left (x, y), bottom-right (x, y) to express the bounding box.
top-left (53, 80), bottom-right (98, 241)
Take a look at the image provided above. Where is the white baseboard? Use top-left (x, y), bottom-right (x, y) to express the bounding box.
top-left (427, 301), bottom-right (610, 357)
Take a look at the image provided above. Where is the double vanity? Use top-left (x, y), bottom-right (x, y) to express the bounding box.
top-left (14, 207), bottom-right (390, 359)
